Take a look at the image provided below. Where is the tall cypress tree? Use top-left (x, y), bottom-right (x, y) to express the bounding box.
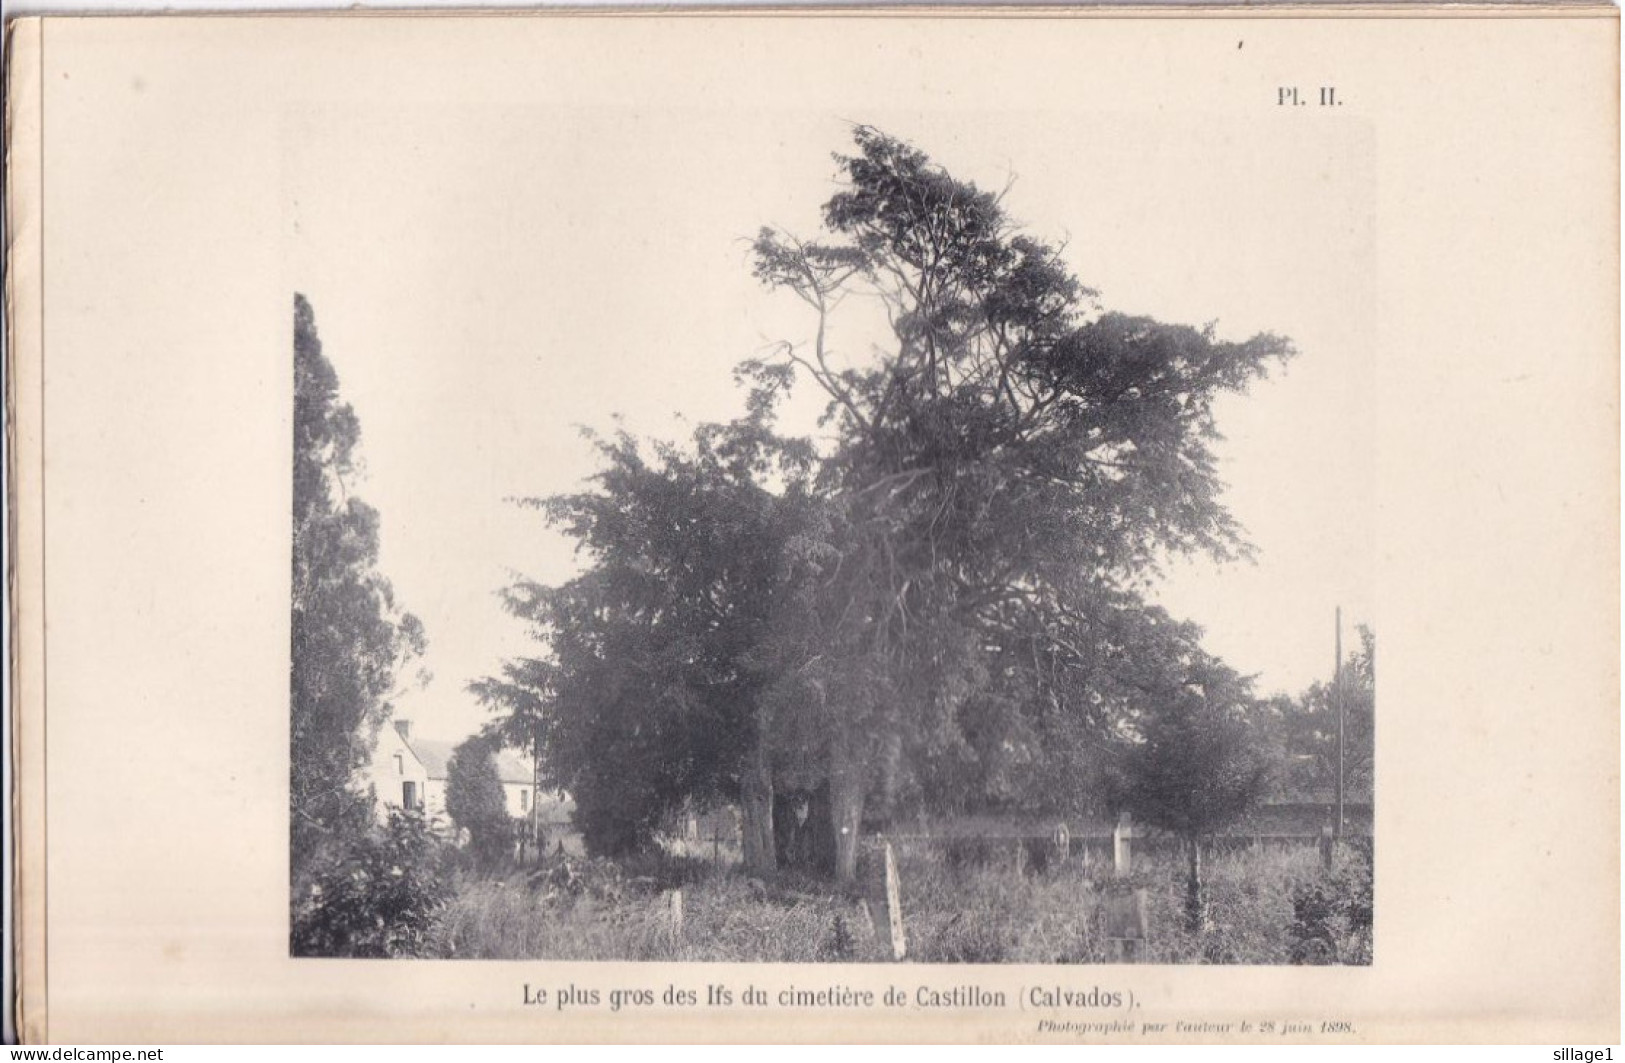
top-left (290, 294), bottom-right (425, 887)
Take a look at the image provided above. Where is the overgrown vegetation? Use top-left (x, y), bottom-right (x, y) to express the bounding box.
top-left (291, 808), bottom-right (450, 959)
top-left (424, 839), bottom-right (1372, 965)
top-left (289, 295), bottom-right (435, 957)
top-left (446, 735), bottom-right (514, 869)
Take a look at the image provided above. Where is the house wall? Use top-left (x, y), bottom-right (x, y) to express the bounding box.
top-left (367, 725), bottom-right (429, 822)
top-left (369, 728), bottom-right (552, 835)
top-left (502, 781), bottom-right (533, 819)
top-left (420, 777), bottom-right (532, 829)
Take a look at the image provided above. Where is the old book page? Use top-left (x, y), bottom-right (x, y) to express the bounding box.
top-left (4, 8), bottom-right (1619, 1044)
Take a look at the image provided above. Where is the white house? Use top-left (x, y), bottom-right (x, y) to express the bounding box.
top-left (370, 719), bottom-right (542, 827)
top-left (366, 720), bottom-right (431, 822)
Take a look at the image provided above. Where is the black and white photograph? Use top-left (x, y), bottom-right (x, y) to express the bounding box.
top-left (9, 10), bottom-right (1616, 1045)
top-left (287, 111), bottom-right (1374, 966)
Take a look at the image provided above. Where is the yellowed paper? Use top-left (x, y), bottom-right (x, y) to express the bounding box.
top-left (5, 8), bottom-right (1618, 1044)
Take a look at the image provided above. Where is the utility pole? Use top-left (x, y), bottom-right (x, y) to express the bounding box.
top-left (1335, 606), bottom-right (1346, 840)
top-left (532, 729), bottom-right (542, 865)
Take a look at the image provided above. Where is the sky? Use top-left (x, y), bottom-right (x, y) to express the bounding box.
top-left (287, 108), bottom-right (1375, 745)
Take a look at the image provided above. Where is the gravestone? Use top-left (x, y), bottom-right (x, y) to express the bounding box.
top-left (1113, 812), bottom-right (1133, 876)
top-left (1053, 822), bottom-right (1071, 868)
top-left (1103, 887), bottom-right (1149, 963)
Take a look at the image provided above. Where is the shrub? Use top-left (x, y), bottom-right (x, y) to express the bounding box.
top-left (291, 808), bottom-right (450, 958)
top-left (533, 855), bottom-right (630, 904)
top-left (446, 736), bottom-right (513, 870)
top-left (1289, 843), bottom-right (1373, 965)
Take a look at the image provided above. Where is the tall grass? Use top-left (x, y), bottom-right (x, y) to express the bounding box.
top-left (427, 837), bottom-right (1372, 965)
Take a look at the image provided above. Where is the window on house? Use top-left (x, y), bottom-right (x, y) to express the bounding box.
top-left (394, 753), bottom-right (403, 776)
top-left (402, 781), bottom-right (418, 810)
top-left (520, 789), bottom-right (530, 812)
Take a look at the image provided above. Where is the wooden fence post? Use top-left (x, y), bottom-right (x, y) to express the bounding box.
top-left (1113, 812), bottom-right (1133, 877)
top-left (1319, 826), bottom-right (1335, 872)
top-left (883, 841), bottom-right (907, 961)
top-left (667, 888), bottom-right (685, 942)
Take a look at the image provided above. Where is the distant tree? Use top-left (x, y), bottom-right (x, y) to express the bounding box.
top-left (470, 656), bottom-right (555, 862)
top-left (290, 294), bottom-right (426, 897)
top-left (1115, 648), bottom-right (1275, 932)
top-left (1278, 625), bottom-right (1375, 801)
top-left (445, 735), bottom-right (515, 869)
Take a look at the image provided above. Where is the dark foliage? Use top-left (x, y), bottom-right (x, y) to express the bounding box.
top-left (1290, 842), bottom-right (1374, 964)
top-left (1113, 649), bottom-right (1276, 931)
top-left (480, 127), bottom-right (1293, 880)
top-left (290, 293), bottom-right (428, 937)
top-left (290, 808), bottom-right (450, 958)
top-left (483, 403), bottom-right (817, 857)
top-left (446, 736), bottom-right (514, 869)
top-left (774, 787), bottom-right (835, 875)
top-left (1273, 626), bottom-right (1375, 800)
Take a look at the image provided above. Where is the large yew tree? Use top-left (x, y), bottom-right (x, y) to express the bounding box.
top-left (480, 391), bottom-right (817, 861)
top-left (485, 128), bottom-right (1292, 881)
top-left (744, 127), bottom-right (1293, 879)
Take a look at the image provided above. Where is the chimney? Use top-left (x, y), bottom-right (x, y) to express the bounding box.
top-left (394, 719), bottom-right (412, 743)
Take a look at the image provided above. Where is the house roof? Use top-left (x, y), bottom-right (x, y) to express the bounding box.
top-left (493, 750), bottom-right (535, 786)
top-left (407, 737), bottom-right (534, 786)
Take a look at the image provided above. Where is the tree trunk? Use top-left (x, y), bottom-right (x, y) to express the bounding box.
top-left (531, 731), bottom-right (542, 867)
top-left (740, 741), bottom-right (776, 875)
top-left (1184, 836), bottom-right (1206, 933)
top-left (829, 739), bottom-right (866, 885)
top-left (773, 786), bottom-right (834, 874)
